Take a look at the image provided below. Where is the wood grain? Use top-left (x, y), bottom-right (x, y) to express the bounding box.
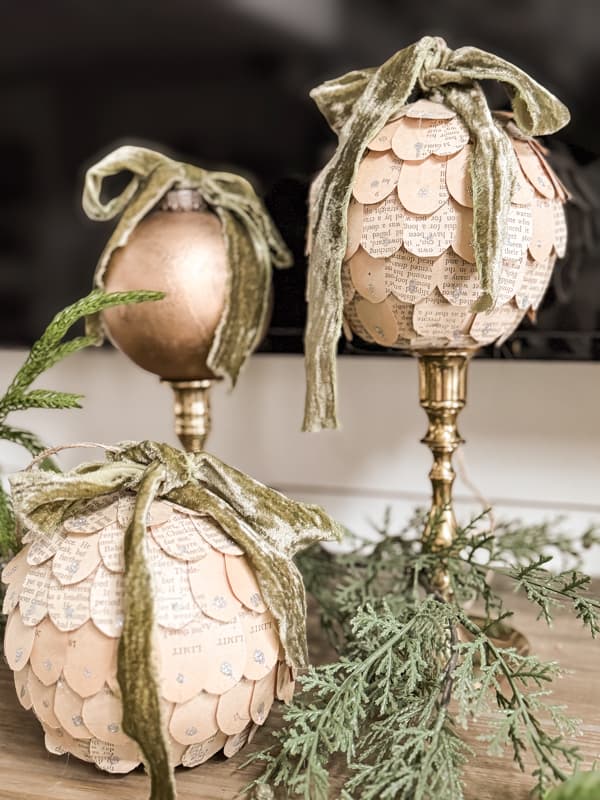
top-left (0, 582), bottom-right (598, 799)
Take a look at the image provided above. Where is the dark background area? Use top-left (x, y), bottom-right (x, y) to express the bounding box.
top-left (1, 0), bottom-right (599, 359)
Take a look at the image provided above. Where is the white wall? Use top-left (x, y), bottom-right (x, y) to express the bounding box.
top-left (1, 348), bottom-right (599, 573)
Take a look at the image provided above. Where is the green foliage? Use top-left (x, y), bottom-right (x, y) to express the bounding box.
top-left (0, 288), bottom-right (163, 557)
top-left (247, 513), bottom-right (599, 799)
top-left (544, 771), bottom-right (600, 799)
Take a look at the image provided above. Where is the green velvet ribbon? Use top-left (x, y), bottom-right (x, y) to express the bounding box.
top-left (10, 441), bottom-right (342, 800)
top-left (83, 146), bottom-right (292, 386)
top-left (303, 35), bottom-right (570, 432)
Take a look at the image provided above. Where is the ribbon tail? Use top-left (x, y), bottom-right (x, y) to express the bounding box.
top-left (202, 172), bottom-right (293, 269)
top-left (443, 84), bottom-right (516, 308)
top-left (118, 462), bottom-right (176, 800)
top-left (168, 451), bottom-right (344, 668)
top-left (207, 208), bottom-right (272, 386)
top-left (303, 36), bottom-right (444, 431)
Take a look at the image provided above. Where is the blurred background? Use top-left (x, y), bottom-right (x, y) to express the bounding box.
top-left (1, 0), bottom-right (599, 570)
top-left (1, 0), bottom-right (600, 357)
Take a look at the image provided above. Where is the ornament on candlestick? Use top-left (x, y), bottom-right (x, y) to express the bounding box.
top-left (303, 36), bottom-right (570, 597)
top-left (83, 147), bottom-right (292, 451)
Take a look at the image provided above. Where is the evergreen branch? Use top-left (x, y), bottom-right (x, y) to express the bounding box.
top-left (0, 424), bottom-right (49, 456)
top-left (37, 334), bottom-right (103, 370)
top-left (0, 389), bottom-right (83, 413)
top-left (246, 598), bottom-right (466, 800)
top-left (457, 614), bottom-right (581, 796)
top-left (0, 288), bottom-right (164, 560)
top-left (506, 559), bottom-right (600, 636)
top-left (0, 289), bottom-right (163, 412)
top-left (253, 510), bottom-right (597, 799)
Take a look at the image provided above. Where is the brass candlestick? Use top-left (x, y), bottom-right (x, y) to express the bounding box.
top-left (165, 379), bottom-right (214, 453)
top-left (417, 349), bottom-right (470, 596)
top-left (417, 348), bottom-right (529, 653)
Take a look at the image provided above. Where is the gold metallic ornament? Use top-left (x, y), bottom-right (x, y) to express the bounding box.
top-left (102, 190), bottom-right (228, 382)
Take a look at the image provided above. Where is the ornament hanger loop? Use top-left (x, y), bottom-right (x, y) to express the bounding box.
top-left (26, 441), bottom-right (118, 471)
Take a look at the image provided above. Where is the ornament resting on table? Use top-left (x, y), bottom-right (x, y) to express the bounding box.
top-left (3, 441), bottom-right (342, 798)
top-left (83, 146), bottom-right (292, 451)
top-left (303, 35), bottom-right (570, 596)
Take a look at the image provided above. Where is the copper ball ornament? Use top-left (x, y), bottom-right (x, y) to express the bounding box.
top-left (101, 189), bottom-right (229, 380)
top-left (341, 99), bottom-right (568, 351)
top-left (2, 495), bottom-right (294, 773)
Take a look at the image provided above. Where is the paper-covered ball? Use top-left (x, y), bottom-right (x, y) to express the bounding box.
top-left (342, 99), bottom-right (568, 349)
top-left (2, 494), bottom-right (294, 773)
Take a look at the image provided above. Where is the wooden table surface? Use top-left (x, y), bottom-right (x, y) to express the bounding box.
top-left (0, 584), bottom-right (598, 800)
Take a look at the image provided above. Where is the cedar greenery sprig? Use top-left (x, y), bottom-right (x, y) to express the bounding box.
top-left (0, 288), bottom-right (164, 557)
top-left (247, 512), bottom-right (599, 800)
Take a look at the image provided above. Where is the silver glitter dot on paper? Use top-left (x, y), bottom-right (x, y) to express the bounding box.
top-left (254, 649), bottom-right (265, 665)
top-left (220, 662), bottom-right (233, 677)
top-left (83, 667), bottom-right (92, 678)
top-left (213, 596), bottom-right (226, 609)
top-left (176, 672), bottom-right (185, 684)
top-left (72, 715), bottom-right (84, 727)
top-left (250, 593), bottom-right (261, 608)
top-left (185, 726), bottom-right (198, 737)
top-left (43, 659), bottom-right (53, 671)
top-left (108, 723), bottom-right (119, 734)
